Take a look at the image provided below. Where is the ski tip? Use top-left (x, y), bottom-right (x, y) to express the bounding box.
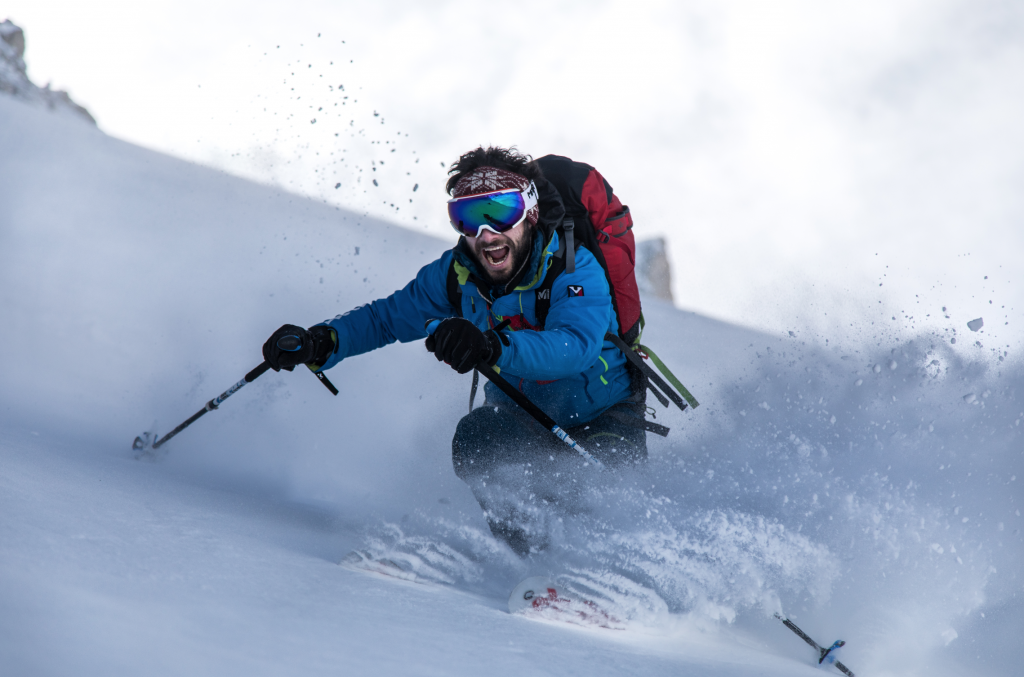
top-left (508, 576), bottom-right (622, 629)
top-left (508, 576), bottom-right (558, 615)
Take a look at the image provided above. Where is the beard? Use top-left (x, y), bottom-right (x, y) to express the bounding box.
top-left (473, 224), bottom-right (535, 287)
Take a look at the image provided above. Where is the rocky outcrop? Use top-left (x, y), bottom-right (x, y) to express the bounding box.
top-left (1, 19), bottom-right (95, 124)
top-left (635, 237), bottom-right (674, 302)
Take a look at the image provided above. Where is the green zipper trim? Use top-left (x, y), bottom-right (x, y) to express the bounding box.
top-left (453, 259), bottom-right (472, 286)
top-left (597, 355), bottom-right (609, 385)
top-left (639, 344), bottom-right (700, 408)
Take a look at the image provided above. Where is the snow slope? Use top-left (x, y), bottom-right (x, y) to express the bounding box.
top-left (1, 93), bottom-right (1021, 676)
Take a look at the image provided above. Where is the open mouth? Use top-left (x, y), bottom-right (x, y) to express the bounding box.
top-left (483, 245), bottom-right (510, 267)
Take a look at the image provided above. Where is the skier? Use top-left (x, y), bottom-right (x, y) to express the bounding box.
top-left (261, 147), bottom-right (647, 555)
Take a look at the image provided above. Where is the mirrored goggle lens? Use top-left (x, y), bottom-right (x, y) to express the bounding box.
top-left (448, 191), bottom-right (526, 236)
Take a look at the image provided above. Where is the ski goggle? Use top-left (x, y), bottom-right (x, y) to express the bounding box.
top-left (447, 181), bottom-right (538, 237)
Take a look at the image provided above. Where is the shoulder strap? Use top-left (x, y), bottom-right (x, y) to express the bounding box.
top-left (445, 261), bottom-right (463, 318)
top-left (563, 216), bottom-right (576, 273)
top-left (533, 219), bottom-right (583, 329)
top-left (533, 243), bottom-right (564, 330)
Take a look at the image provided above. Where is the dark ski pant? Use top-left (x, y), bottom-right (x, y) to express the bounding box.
top-left (451, 400), bottom-right (647, 555)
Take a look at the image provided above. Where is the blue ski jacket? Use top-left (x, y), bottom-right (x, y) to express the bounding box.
top-left (316, 228), bottom-right (632, 427)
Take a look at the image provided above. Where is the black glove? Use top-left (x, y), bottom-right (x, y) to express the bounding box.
top-left (262, 324), bottom-right (336, 372)
top-left (425, 318), bottom-right (503, 374)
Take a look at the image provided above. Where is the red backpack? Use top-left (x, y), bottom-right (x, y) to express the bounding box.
top-left (532, 155), bottom-right (698, 421)
top-left (447, 154), bottom-right (699, 426)
top-left (533, 155), bottom-right (641, 342)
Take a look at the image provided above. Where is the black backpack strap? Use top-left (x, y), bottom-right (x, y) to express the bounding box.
top-left (534, 229), bottom-right (567, 329)
top-left (646, 379), bottom-right (670, 408)
top-left (534, 218), bottom-right (585, 328)
top-left (445, 262), bottom-right (463, 318)
top-left (563, 216), bottom-right (575, 273)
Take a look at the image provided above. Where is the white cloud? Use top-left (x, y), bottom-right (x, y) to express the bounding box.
top-left (7, 0), bottom-right (1022, 343)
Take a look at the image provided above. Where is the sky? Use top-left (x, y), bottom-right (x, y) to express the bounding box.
top-left (7, 0), bottom-right (1023, 347)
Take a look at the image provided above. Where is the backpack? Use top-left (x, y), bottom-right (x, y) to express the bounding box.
top-left (531, 155), bottom-right (640, 340)
top-left (449, 154), bottom-right (699, 432)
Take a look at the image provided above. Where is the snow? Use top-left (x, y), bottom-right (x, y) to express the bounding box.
top-left (2, 92), bottom-right (1022, 676)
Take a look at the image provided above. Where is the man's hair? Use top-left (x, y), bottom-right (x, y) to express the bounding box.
top-left (445, 146), bottom-right (543, 195)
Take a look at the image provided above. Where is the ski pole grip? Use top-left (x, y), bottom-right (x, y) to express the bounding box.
top-left (245, 361), bottom-right (272, 382)
top-left (276, 335), bottom-right (303, 351)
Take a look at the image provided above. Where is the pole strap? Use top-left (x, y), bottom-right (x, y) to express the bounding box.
top-left (314, 370), bottom-right (339, 395)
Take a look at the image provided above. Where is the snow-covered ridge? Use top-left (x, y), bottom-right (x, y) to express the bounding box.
top-left (0, 19), bottom-right (94, 124)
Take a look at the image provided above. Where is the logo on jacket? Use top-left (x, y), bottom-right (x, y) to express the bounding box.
top-left (567, 285), bottom-right (584, 297)
top-left (537, 289), bottom-right (550, 300)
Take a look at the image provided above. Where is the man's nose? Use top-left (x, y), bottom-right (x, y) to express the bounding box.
top-left (476, 229), bottom-right (501, 245)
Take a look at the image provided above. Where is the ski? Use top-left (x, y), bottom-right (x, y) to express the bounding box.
top-left (774, 613), bottom-right (856, 676)
top-left (508, 576), bottom-right (620, 629)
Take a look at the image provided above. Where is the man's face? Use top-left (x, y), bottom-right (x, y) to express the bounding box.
top-left (468, 222), bottom-right (533, 286)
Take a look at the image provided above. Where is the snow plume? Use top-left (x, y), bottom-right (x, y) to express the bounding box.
top-left (0, 19), bottom-right (94, 124)
top-left (349, 333), bottom-right (1021, 676)
top-left (553, 502), bottom-right (839, 626)
top-left (352, 496), bottom-right (838, 627)
top-left (645, 335), bottom-right (1022, 675)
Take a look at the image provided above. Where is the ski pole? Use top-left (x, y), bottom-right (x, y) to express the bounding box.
top-left (133, 335), bottom-right (338, 453)
top-left (133, 361), bottom-right (270, 453)
top-left (426, 319), bottom-right (604, 470)
top-left (774, 613), bottom-right (855, 677)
